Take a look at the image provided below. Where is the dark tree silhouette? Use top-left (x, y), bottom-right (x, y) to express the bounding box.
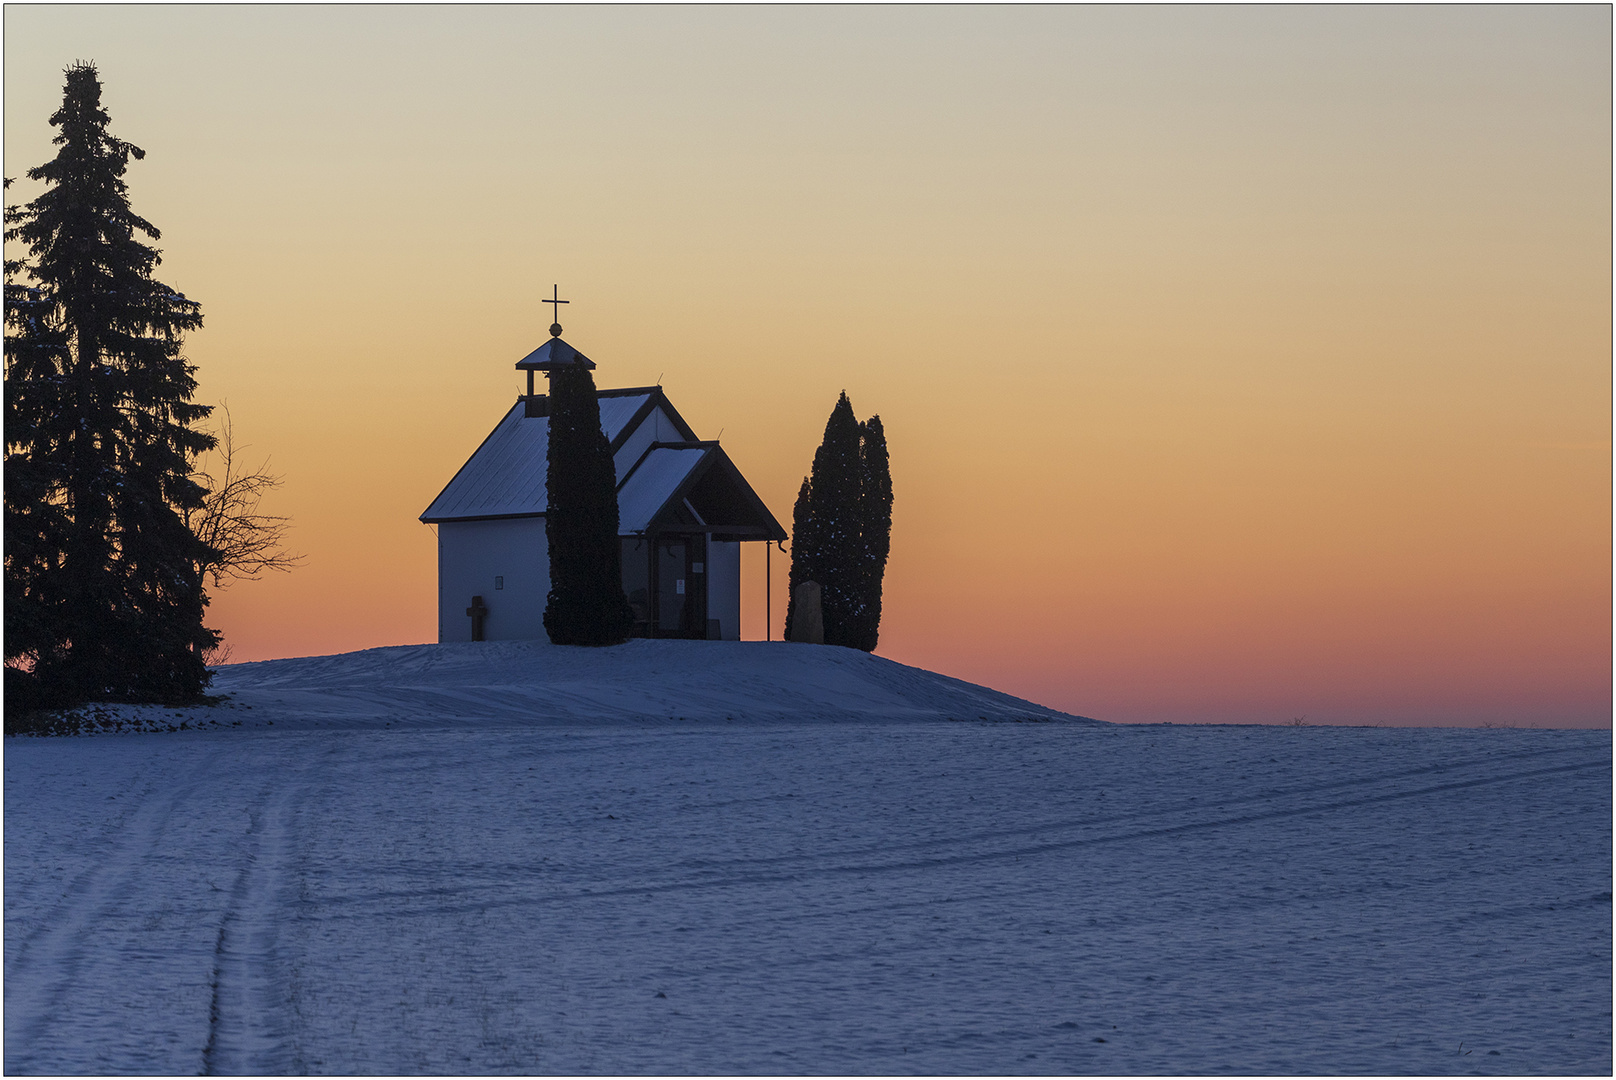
top-left (186, 405), bottom-right (301, 592)
top-left (786, 392), bottom-right (892, 650)
top-left (543, 365), bottom-right (633, 646)
top-left (3, 180), bottom-right (73, 711)
top-left (4, 62), bottom-right (217, 708)
top-left (783, 475), bottom-right (814, 638)
top-left (851, 414), bottom-right (893, 652)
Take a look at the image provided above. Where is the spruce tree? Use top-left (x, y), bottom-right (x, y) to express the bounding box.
top-left (4, 182), bottom-right (73, 710)
top-left (5, 63), bottom-right (218, 706)
top-left (852, 415), bottom-right (893, 652)
top-left (543, 365), bottom-right (633, 646)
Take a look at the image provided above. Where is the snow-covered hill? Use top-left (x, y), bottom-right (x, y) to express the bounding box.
top-left (4, 645), bottom-right (1610, 1074)
top-left (199, 639), bottom-right (1097, 730)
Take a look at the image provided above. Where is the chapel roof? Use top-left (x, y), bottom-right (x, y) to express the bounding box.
top-left (419, 387), bottom-right (784, 541)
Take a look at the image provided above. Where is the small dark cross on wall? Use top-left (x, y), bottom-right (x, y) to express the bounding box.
top-left (546, 284), bottom-right (568, 338)
top-left (467, 595), bottom-right (489, 641)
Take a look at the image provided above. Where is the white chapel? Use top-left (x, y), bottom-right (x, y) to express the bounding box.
top-left (420, 324), bottom-right (786, 643)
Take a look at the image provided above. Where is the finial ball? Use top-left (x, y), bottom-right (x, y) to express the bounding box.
top-left (549, 323), bottom-right (563, 338)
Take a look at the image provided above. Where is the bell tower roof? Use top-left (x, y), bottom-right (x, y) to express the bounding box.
top-left (515, 337), bottom-right (595, 372)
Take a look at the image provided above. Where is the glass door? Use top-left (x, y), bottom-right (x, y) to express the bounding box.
top-left (657, 538), bottom-right (686, 634)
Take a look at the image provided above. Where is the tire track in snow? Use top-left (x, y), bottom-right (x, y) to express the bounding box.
top-left (671, 740), bottom-right (1595, 874)
top-left (723, 755), bottom-right (1610, 889)
top-left (589, 749), bottom-right (1608, 896)
top-left (295, 752), bottom-right (1608, 921)
top-left (201, 777), bottom-right (300, 1076)
top-left (3, 770), bottom-right (200, 1072)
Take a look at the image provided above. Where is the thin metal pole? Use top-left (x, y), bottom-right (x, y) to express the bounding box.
top-left (765, 542), bottom-right (771, 642)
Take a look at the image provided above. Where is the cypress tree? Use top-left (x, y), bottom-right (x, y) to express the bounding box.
top-left (5, 62), bottom-right (218, 706)
top-left (542, 365), bottom-right (633, 646)
top-left (783, 475), bottom-right (814, 638)
top-left (785, 394), bottom-right (894, 651)
top-left (852, 415), bottom-right (893, 652)
top-left (786, 392), bottom-right (865, 647)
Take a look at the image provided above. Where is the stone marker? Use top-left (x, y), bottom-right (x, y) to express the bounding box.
top-left (790, 580), bottom-right (824, 645)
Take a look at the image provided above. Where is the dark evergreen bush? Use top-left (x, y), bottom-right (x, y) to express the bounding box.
top-left (543, 366), bottom-right (633, 646)
top-left (5, 63), bottom-right (218, 706)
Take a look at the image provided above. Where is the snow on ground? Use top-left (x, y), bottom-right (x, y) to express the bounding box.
top-left (41, 640), bottom-right (1093, 734)
top-left (4, 642), bottom-right (1611, 1075)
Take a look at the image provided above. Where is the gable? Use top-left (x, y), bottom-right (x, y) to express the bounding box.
top-left (617, 446), bottom-right (708, 532)
top-left (617, 442), bottom-right (787, 541)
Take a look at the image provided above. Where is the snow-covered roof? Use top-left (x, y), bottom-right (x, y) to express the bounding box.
top-left (596, 393), bottom-right (652, 438)
top-left (420, 386), bottom-right (783, 541)
top-left (420, 402), bottom-right (549, 522)
top-left (514, 336), bottom-right (594, 371)
top-left (421, 389), bottom-right (666, 522)
top-left (617, 446), bottom-right (708, 532)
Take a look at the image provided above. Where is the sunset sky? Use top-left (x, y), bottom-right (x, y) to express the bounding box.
top-left (5, 5), bottom-right (1609, 726)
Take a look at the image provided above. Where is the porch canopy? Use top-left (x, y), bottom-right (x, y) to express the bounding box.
top-left (617, 442), bottom-right (786, 542)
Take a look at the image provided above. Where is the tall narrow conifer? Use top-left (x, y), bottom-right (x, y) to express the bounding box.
top-left (783, 475), bottom-right (814, 638)
top-left (5, 62), bottom-right (217, 706)
top-left (786, 392), bottom-right (886, 649)
top-left (852, 415), bottom-right (893, 652)
top-left (543, 365), bottom-right (633, 646)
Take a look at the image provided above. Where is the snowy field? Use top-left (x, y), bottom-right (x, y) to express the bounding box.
top-left (4, 642), bottom-right (1611, 1075)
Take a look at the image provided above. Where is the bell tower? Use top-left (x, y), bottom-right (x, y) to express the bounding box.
top-left (515, 285), bottom-right (596, 417)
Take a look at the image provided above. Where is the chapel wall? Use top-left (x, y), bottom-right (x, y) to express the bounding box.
top-left (438, 518), bottom-right (550, 642)
top-left (707, 540), bottom-right (741, 640)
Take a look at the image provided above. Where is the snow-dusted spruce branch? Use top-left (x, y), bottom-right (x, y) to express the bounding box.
top-left (187, 405), bottom-right (303, 590)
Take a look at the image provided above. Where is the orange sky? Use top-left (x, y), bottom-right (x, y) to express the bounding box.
top-left (5, 5), bottom-right (1609, 726)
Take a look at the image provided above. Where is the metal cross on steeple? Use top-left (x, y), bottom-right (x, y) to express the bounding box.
top-left (545, 284), bottom-right (569, 338)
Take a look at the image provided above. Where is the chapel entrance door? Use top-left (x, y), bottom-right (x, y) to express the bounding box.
top-left (655, 533), bottom-right (707, 638)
